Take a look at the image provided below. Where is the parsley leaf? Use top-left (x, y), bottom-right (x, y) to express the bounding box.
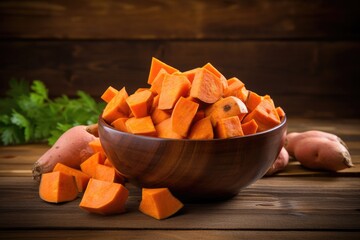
top-left (0, 79), bottom-right (105, 146)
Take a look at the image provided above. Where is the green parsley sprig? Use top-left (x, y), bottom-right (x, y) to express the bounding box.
top-left (0, 79), bottom-right (105, 145)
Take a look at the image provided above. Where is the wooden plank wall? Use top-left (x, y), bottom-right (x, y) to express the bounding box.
top-left (0, 0), bottom-right (359, 118)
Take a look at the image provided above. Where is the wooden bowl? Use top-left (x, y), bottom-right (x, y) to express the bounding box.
top-left (98, 116), bottom-right (287, 202)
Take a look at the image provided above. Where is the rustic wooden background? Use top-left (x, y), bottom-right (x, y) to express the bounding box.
top-left (0, 0), bottom-right (359, 118)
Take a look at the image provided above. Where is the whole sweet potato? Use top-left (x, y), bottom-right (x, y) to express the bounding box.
top-left (292, 136), bottom-right (353, 171)
top-left (265, 147), bottom-right (289, 176)
top-left (32, 125), bottom-right (96, 181)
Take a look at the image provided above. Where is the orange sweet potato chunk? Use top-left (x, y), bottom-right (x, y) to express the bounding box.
top-left (102, 87), bottom-right (130, 124)
top-left (53, 163), bottom-right (90, 192)
top-left (155, 118), bottom-right (183, 139)
top-left (216, 116), bottom-right (244, 139)
top-left (148, 57), bottom-right (179, 84)
top-left (171, 97), bottom-right (199, 137)
top-left (125, 116), bottom-right (156, 136)
top-left (79, 178), bottom-right (129, 215)
top-left (126, 89), bottom-right (154, 118)
top-left (139, 188), bottom-right (184, 220)
top-left (39, 171), bottom-right (78, 203)
top-left (190, 68), bottom-right (223, 104)
top-left (158, 74), bottom-right (191, 110)
top-left (188, 117), bottom-right (214, 140)
top-left (242, 98), bottom-right (280, 132)
top-left (101, 86), bottom-right (118, 103)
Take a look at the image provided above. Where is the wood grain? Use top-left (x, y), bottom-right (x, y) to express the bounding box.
top-left (1, 230), bottom-right (359, 240)
top-left (0, 41), bottom-right (358, 117)
top-left (0, 176), bottom-right (359, 230)
top-left (0, 0), bottom-right (358, 40)
top-left (0, 118), bottom-right (359, 239)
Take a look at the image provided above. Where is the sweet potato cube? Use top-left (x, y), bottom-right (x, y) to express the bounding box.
top-left (39, 171), bottom-right (78, 203)
top-left (79, 179), bottom-right (129, 215)
top-left (139, 188), bottom-right (184, 220)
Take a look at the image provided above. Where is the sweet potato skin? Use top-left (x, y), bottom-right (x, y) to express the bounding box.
top-left (265, 147), bottom-right (289, 176)
top-left (285, 130), bottom-right (348, 156)
top-left (32, 125), bottom-right (96, 181)
top-left (292, 136), bottom-right (353, 171)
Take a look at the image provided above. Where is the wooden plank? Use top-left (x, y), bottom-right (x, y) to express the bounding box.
top-left (0, 230), bottom-right (359, 240)
top-left (0, 41), bottom-right (359, 118)
top-left (0, 0), bottom-right (358, 40)
top-left (0, 176), bottom-right (359, 230)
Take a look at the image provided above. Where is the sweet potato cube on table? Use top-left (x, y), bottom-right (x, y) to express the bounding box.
top-left (79, 179), bottom-right (129, 215)
top-left (39, 171), bottom-right (78, 203)
top-left (139, 188), bottom-right (184, 220)
top-left (53, 163), bottom-right (90, 192)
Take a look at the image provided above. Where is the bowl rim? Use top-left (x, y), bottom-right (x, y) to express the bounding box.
top-left (98, 115), bottom-right (287, 143)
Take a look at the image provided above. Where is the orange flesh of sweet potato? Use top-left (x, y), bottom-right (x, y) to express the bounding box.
top-left (149, 68), bottom-right (169, 94)
top-left (190, 68), bottom-right (223, 104)
top-left (32, 125), bottom-right (96, 181)
top-left (125, 116), bottom-right (156, 136)
top-left (94, 164), bottom-right (125, 184)
top-left (182, 67), bottom-right (201, 83)
top-left (216, 116), bottom-right (244, 139)
top-left (276, 106), bottom-right (286, 119)
top-left (53, 163), bottom-right (90, 192)
top-left (147, 57), bottom-right (179, 84)
top-left (139, 188), bottom-right (184, 220)
top-left (205, 96), bottom-right (248, 126)
top-left (79, 178), bottom-right (129, 215)
top-left (292, 137), bottom-right (353, 171)
top-left (158, 74), bottom-right (191, 110)
top-left (246, 91), bottom-right (263, 112)
top-left (102, 87), bottom-right (129, 124)
top-left (155, 118), bottom-right (183, 139)
top-left (39, 171), bottom-right (78, 203)
top-left (236, 85), bottom-right (249, 103)
top-left (99, 58), bottom-right (285, 140)
top-left (202, 62), bottom-right (229, 94)
top-left (224, 77), bottom-right (245, 97)
top-left (111, 117), bottom-right (129, 132)
top-left (241, 119), bottom-right (258, 135)
top-left (126, 89), bottom-right (154, 118)
top-left (88, 138), bottom-right (106, 160)
top-left (171, 97), bottom-right (199, 137)
top-left (242, 97), bottom-right (280, 132)
top-left (151, 108), bottom-right (171, 125)
top-left (80, 152), bottom-right (105, 178)
top-left (188, 117), bottom-right (214, 140)
top-left (101, 86), bottom-right (118, 103)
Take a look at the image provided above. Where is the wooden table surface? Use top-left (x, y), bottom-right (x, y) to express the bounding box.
top-left (0, 117), bottom-right (359, 240)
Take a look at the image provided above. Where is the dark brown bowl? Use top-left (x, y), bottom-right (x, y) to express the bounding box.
top-left (98, 116), bottom-right (287, 202)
